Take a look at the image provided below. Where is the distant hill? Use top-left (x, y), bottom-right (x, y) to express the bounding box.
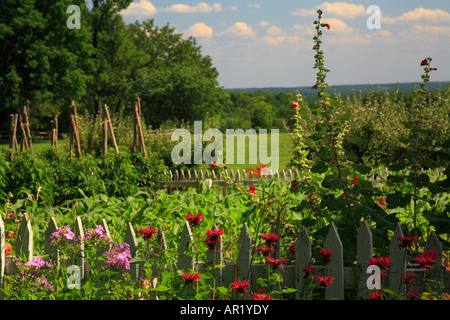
top-left (226, 81), bottom-right (450, 96)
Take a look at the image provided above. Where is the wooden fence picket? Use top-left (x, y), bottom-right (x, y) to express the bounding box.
top-left (295, 226), bottom-right (312, 299)
top-left (389, 222), bottom-right (407, 295)
top-left (357, 220), bottom-right (373, 298)
top-left (177, 221), bottom-right (194, 271)
top-left (323, 222), bottom-right (344, 300)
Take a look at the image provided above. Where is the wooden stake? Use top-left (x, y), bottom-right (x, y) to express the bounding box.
top-left (70, 101), bottom-right (82, 157)
top-left (53, 115), bottom-right (58, 148)
top-left (23, 106), bottom-right (33, 155)
top-left (104, 104), bottom-right (119, 154)
top-left (134, 100), bottom-right (147, 158)
top-left (9, 114), bottom-right (18, 160)
top-left (102, 105), bottom-right (108, 157)
top-left (19, 113), bottom-right (29, 151)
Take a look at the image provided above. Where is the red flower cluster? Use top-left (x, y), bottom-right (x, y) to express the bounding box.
top-left (414, 250), bottom-right (438, 269)
top-left (231, 278), bottom-right (250, 295)
top-left (267, 258), bottom-right (288, 270)
top-left (368, 290), bottom-right (383, 300)
top-left (291, 101), bottom-right (301, 110)
top-left (261, 233), bottom-right (279, 247)
top-left (181, 272), bottom-right (201, 287)
top-left (302, 266), bottom-right (317, 278)
top-left (316, 276), bottom-right (334, 288)
top-left (319, 248), bottom-right (333, 265)
top-left (138, 226), bottom-right (157, 240)
top-left (257, 246), bottom-right (275, 257)
top-left (378, 198), bottom-right (387, 206)
top-left (291, 180), bottom-right (299, 188)
top-left (289, 242), bottom-right (296, 255)
top-left (249, 185), bottom-right (256, 194)
top-left (397, 233), bottom-right (417, 248)
top-left (186, 213), bottom-right (203, 227)
top-left (204, 228), bottom-right (224, 250)
top-left (250, 288), bottom-right (271, 300)
top-left (352, 175), bottom-right (358, 185)
top-left (401, 272), bottom-right (416, 287)
top-left (420, 58), bottom-right (428, 66)
top-left (367, 256), bottom-right (390, 282)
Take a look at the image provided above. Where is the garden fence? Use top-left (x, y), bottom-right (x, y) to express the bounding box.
top-left (1, 212), bottom-right (448, 300)
top-left (163, 168), bottom-right (397, 195)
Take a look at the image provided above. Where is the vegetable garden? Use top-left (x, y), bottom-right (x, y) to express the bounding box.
top-left (1, 9), bottom-right (449, 301)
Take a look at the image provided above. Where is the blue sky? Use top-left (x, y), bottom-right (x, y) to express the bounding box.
top-left (120, 1), bottom-right (450, 89)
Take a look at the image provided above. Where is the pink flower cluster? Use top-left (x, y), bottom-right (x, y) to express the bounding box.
top-left (51, 226), bottom-right (75, 246)
top-left (103, 242), bottom-right (133, 271)
top-left (14, 257), bottom-right (54, 292)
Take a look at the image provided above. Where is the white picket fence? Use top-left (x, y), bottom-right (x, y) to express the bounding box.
top-left (162, 168), bottom-right (387, 195)
top-left (1, 212), bottom-right (448, 299)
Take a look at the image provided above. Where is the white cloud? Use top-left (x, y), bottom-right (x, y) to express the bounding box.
top-left (321, 18), bottom-right (354, 33)
top-left (383, 8), bottom-right (450, 24)
top-left (183, 23), bottom-right (214, 38)
top-left (319, 2), bottom-right (366, 19)
top-left (121, 0), bottom-right (157, 18)
top-left (247, 4), bottom-right (261, 9)
top-left (292, 24), bottom-right (314, 36)
top-left (409, 24), bottom-right (450, 36)
top-left (218, 22), bottom-right (256, 38)
top-left (162, 2), bottom-right (222, 14)
top-left (292, 2), bottom-right (366, 19)
top-left (259, 21), bottom-right (271, 27)
top-left (266, 25), bottom-right (286, 37)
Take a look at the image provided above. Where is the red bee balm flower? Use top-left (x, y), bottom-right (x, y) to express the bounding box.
top-left (397, 234), bottom-right (417, 248)
top-left (378, 198), bottom-right (387, 206)
top-left (368, 290), bottom-right (383, 300)
top-left (414, 250), bottom-right (438, 269)
top-left (257, 246), bottom-right (275, 257)
top-left (302, 266), bottom-right (317, 278)
top-left (401, 272), bottom-right (416, 287)
top-left (138, 226), bottom-right (157, 240)
top-left (231, 278), bottom-right (250, 295)
top-left (267, 258), bottom-right (288, 270)
top-left (181, 272), bottom-right (201, 287)
top-left (323, 23), bottom-right (331, 30)
top-left (261, 233), bottom-right (279, 247)
top-left (319, 248), bottom-right (333, 265)
top-left (249, 185), bottom-right (256, 194)
top-left (186, 213), bottom-right (203, 227)
top-left (204, 228), bottom-right (224, 250)
top-left (316, 276), bottom-right (334, 288)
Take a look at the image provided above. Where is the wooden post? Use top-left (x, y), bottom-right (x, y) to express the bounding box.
top-left (19, 113), bottom-right (29, 152)
top-left (134, 100), bottom-right (147, 158)
top-left (70, 101), bottom-right (82, 157)
top-left (9, 114), bottom-right (18, 160)
top-left (102, 105), bottom-right (108, 158)
top-left (23, 106), bottom-right (33, 155)
top-left (53, 115), bottom-right (58, 148)
top-left (104, 104), bottom-right (119, 154)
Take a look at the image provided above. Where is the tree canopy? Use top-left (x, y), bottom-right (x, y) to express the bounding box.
top-left (0, 0), bottom-right (228, 131)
